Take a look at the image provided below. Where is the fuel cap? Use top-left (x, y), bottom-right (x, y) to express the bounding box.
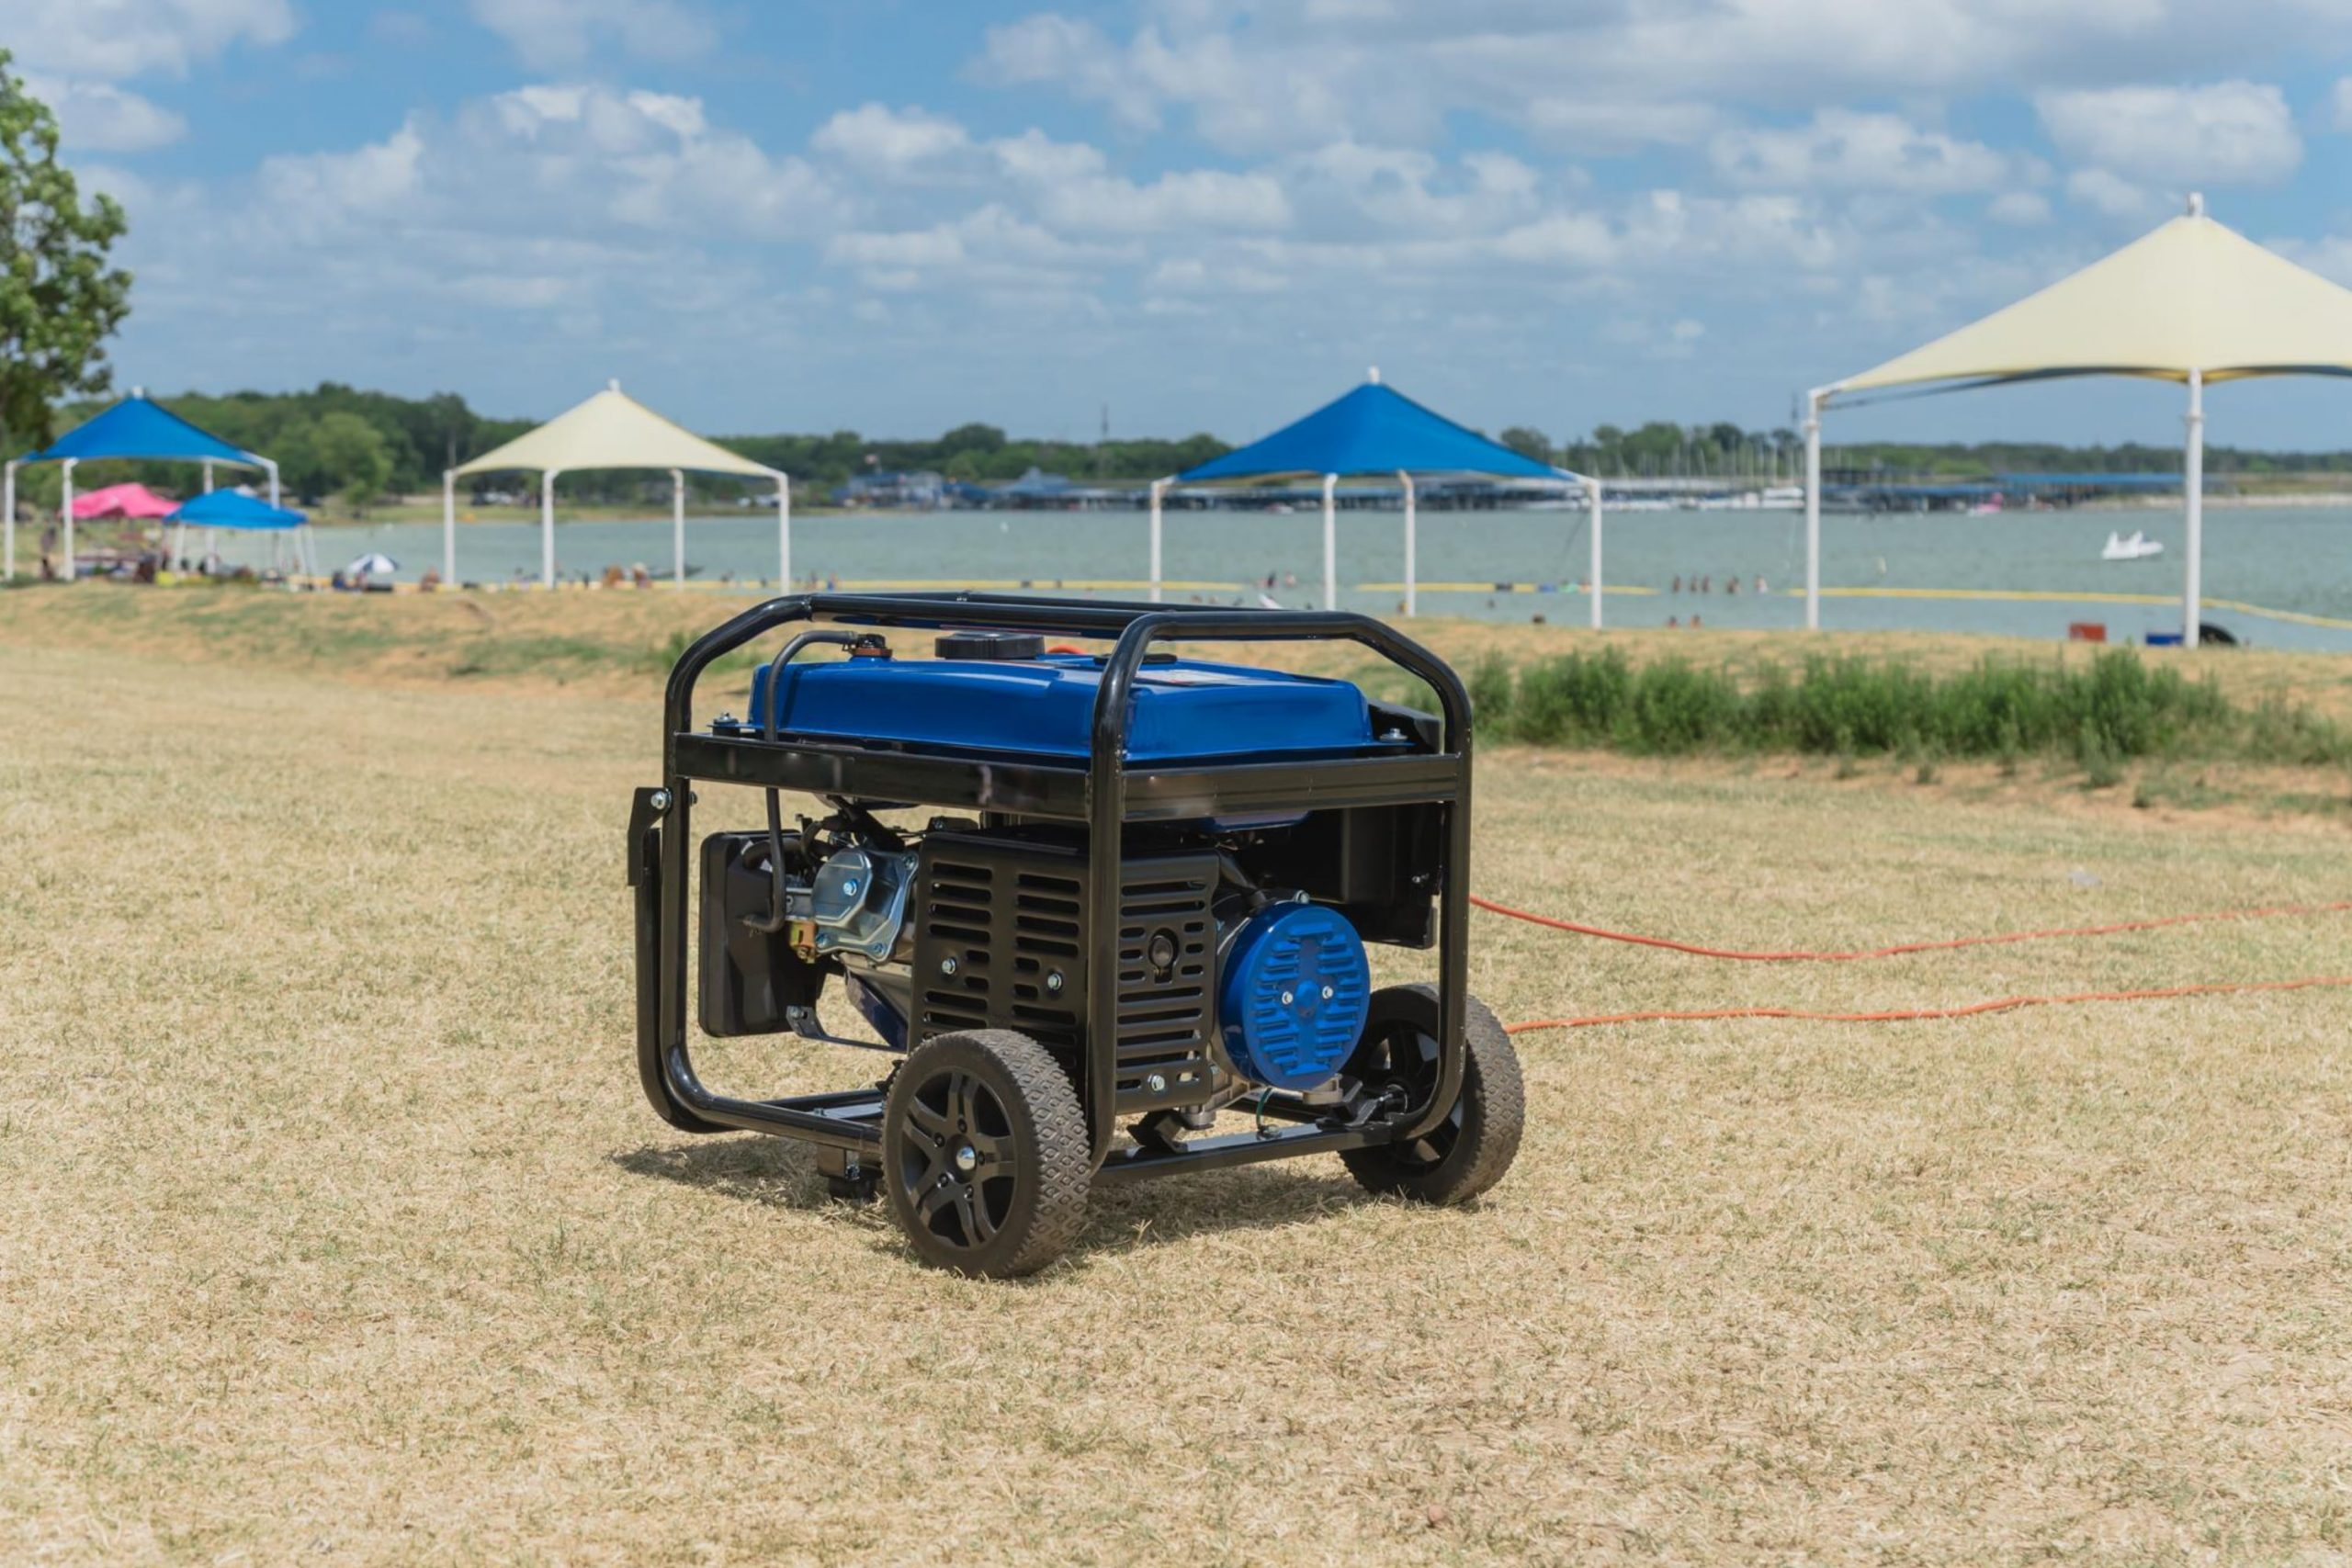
top-left (934, 630), bottom-right (1046, 660)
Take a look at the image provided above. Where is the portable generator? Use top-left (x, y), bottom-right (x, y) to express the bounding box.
top-left (629, 592), bottom-right (1522, 1276)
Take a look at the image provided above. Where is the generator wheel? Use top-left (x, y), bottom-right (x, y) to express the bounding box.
top-left (1340, 985), bottom-right (1524, 1205)
top-left (882, 1030), bottom-right (1090, 1278)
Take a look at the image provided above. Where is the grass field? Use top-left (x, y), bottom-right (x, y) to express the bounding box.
top-left (4, 585), bottom-right (2351, 1562)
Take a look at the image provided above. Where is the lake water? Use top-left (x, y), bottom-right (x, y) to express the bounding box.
top-left (246, 502), bottom-right (2352, 650)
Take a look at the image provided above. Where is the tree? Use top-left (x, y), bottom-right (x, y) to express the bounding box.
top-left (311, 412), bottom-right (392, 514)
top-left (1498, 426), bottom-right (1553, 464)
top-left (0, 53), bottom-right (132, 456)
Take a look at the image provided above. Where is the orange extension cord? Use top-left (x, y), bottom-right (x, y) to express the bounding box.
top-left (1468, 895), bottom-right (2352, 1034)
top-left (1468, 894), bottom-right (2352, 963)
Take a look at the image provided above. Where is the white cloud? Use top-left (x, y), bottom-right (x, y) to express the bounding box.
top-left (1986, 190), bottom-right (2052, 225)
top-left (1710, 110), bottom-right (2017, 194)
top-left (467, 0), bottom-right (718, 69)
top-left (989, 130), bottom-right (1292, 233)
top-left (2334, 77), bottom-right (2352, 132)
top-left (826, 205), bottom-right (1131, 290)
top-left (17, 74), bottom-right (187, 151)
top-left (256, 120), bottom-right (426, 231)
top-left (811, 104), bottom-right (976, 181)
top-left (1, 0), bottom-right (294, 79)
top-left (247, 85), bottom-right (843, 245)
top-left (2064, 166), bottom-right (2157, 218)
top-left (2036, 80), bottom-right (2301, 185)
top-left (1285, 143), bottom-right (1543, 233)
top-left (974, 2), bottom-right (2352, 159)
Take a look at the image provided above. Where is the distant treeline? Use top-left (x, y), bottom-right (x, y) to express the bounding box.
top-left (1538, 422), bottom-right (2352, 480)
top-left (32, 387), bottom-right (2352, 508)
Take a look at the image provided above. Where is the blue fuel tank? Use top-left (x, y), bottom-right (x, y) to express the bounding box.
top-left (749, 651), bottom-right (1394, 765)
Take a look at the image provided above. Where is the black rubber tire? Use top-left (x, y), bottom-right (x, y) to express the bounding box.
top-left (1339, 984), bottom-right (1525, 1204)
top-left (882, 1030), bottom-right (1090, 1278)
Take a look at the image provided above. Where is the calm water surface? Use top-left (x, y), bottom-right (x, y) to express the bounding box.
top-left (253, 502), bottom-right (2352, 649)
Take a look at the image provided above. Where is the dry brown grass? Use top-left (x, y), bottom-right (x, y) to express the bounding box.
top-left (4, 604), bottom-right (2351, 1562)
top-left (6, 581), bottom-right (2351, 723)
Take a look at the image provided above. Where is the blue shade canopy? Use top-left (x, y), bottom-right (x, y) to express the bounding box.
top-left (167, 490), bottom-right (305, 529)
top-left (19, 394), bottom-right (260, 467)
top-left (1177, 380), bottom-right (1571, 483)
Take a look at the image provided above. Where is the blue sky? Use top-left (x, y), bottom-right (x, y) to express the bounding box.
top-left (10, 0), bottom-right (2352, 447)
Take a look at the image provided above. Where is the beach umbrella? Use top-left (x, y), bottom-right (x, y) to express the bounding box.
top-left (1803, 194), bottom-right (2352, 645)
top-left (1168, 371), bottom-right (1592, 619)
top-left (69, 482), bottom-right (176, 520)
top-left (346, 551), bottom-right (400, 576)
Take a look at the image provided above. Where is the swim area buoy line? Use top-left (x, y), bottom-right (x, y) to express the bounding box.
top-left (1467, 895), bottom-right (2352, 1033)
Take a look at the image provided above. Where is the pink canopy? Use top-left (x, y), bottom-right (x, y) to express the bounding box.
top-left (70, 482), bottom-right (176, 520)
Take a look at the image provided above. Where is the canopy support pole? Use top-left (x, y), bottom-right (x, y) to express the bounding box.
top-left (3, 460), bottom-right (15, 581)
top-left (1148, 478), bottom-right (1168, 603)
top-left (263, 457), bottom-right (278, 510)
top-left (185, 460), bottom-right (211, 571)
top-left (1803, 389), bottom-right (1825, 631)
top-left (1589, 478), bottom-right (1605, 630)
top-left (775, 473), bottom-right (791, 589)
top-left (61, 458), bottom-right (76, 582)
top-left (2183, 369), bottom-right (2204, 649)
top-left (540, 468), bottom-right (559, 588)
top-left (442, 469), bottom-right (456, 586)
top-left (671, 468), bottom-right (685, 588)
top-left (1321, 473), bottom-right (1338, 612)
top-left (1398, 470), bottom-right (1416, 617)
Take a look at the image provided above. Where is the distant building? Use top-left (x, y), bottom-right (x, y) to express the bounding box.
top-left (989, 467), bottom-right (1120, 510)
top-left (833, 469), bottom-right (947, 509)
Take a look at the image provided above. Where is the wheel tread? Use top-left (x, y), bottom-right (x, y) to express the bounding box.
top-left (884, 1029), bottom-right (1090, 1277)
top-left (1340, 984), bottom-right (1525, 1204)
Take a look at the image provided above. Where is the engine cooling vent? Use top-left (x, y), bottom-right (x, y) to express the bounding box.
top-left (1216, 902), bottom-right (1371, 1090)
top-left (1113, 856), bottom-right (1218, 1111)
top-left (910, 835), bottom-right (1217, 1114)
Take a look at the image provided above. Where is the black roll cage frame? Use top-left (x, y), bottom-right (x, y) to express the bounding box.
top-left (628, 590), bottom-right (1474, 1185)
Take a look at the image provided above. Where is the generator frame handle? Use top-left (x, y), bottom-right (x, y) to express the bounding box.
top-left (642, 591), bottom-right (1473, 1172)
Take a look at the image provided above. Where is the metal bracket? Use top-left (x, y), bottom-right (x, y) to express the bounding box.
top-left (626, 784), bottom-right (670, 887)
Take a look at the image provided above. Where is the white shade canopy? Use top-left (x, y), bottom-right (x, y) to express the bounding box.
top-left (443, 379), bottom-right (789, 589)
top-left (1833, 201), bottom-right (2352, 395)
top-left (1804, 197), bottom-right (2352, 648)
top-left (454, 381), bottom-right (778, 479)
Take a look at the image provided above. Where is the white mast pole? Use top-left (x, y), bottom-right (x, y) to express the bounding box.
top-left (1804, 389), bottom-right (1826, 631)
top-left (1321, 472), bottom-right (1338, 611)
top-left (1398, 469), bottom-right (1417, 617)
top-left (540, 468), bottom-right (559, 588)
top-left (259, 457), bottom-right (277, 577)
top-left (442, 469), bottom-right (457, 585)
top-left (671, 468), bottom-right (685, 587)
top-left (1148, 477), bottom-right (1170, 602)
top-left (776, 473), bottom-right (791, 589)
top-left (60, 457), bottom-right (76, 581)
top-left (2183, 368), bottom-right (2205, 649)
top-left (4, 460), bottom-right (16, 581)
top-left (1589, 475), bottom-right (1604, 630)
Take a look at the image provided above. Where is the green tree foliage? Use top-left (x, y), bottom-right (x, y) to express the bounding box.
top-left (0, 53), bottom-right (131, 454)
top-left (44, 371), bottom-right (2352, 510)
top-left (1498, 426), bottom-right (1553, 463)
top-left (311, 412), bottom-right (392, 513)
